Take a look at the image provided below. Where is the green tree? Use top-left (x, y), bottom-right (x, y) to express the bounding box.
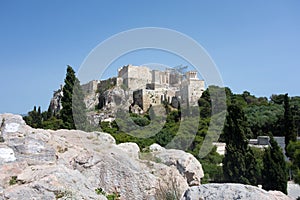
top-left (291, 97), bottom-right (300, 136)
top-left (60, 66), bottom-right (87, 130)
top-left (262, 136), bottom-right (288, 194)
top-left (270, 94), bottom-right (285, 104)
top-left (244, 104), bottom-right (284, 138)
top-left (23, 106), bottom-right (42, 128)
top-left (284, 94), bottom-right (297, 157)
top-left (72, 78), bottom-right (88, 130)
top-left (222, 104), bottom-right (258, 185)
top-left (42, 117), bottom-right (63, 130)
top-left (287, 141), bottom-right (300, 184)
top-left (200, 146), bottom-right (224, 183)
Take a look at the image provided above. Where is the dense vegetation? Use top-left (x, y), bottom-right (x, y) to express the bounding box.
top-left (23, 67), bottom-right (300, 191)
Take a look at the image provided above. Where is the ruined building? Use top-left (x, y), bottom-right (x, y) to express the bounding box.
top-left (117, 65), bottom-right (205, 111)
top-left (49, 65), bottom-right (205, 120)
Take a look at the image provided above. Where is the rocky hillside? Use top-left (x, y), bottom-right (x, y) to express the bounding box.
top-left (0, 114), bottom-right (294, 200)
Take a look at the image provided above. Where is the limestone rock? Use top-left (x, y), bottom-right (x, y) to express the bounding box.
top-left (149, 143), bottom-right (165, 152)
top-left (84, 92), bottom-right (100, 111)
top-left (287, 181), bottom-right (300, 199)
top-left (0, 113), bottom-right (202, 200)
top-left (181, 183), bottom-right (293, 200)
top-left (150, 143), bottom-right (204, 186)
top-left (4, 164), bottom-right (107, 200)
top-left (0, 113), bottom-right (294, 200)
top-left (0, 147), bottom-right (16, 163)
top-left (117, 142), bottom-right (140, 159)
top-left (48, 87), bottom-right (63, 116)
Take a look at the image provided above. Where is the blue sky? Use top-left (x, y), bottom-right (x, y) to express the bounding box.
top-left (0, 1), bottom-right (299, 114)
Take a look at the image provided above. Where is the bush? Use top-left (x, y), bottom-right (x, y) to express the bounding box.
top-left (9, 176), bottom-right (17, 185)
top-left (155, 178), bottom-right (182, 200)
top-left (95, 187), bottom-right (120, 200)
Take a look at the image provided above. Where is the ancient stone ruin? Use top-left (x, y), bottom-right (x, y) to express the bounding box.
top-left (84, 64), bottom-right (205, 112)
top-left (48, 64), bottom-right (205, 123)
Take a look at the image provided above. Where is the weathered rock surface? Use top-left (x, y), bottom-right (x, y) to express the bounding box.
top-left (182, 183), bottom-right (294, 200)
top-left (0, 113), bottom-right (294, 200)
top-left (0, 147), bottom-right (16, 163)
top-left (288, 181), bottom-right (300, 199)
top-left (48, 87), bottom-right (63, 116)
top-left (150, 143), bottom-right (204, 186)
top-left (117, 142), bottom-right (140, 159)
top-left (0, 113), bottom-right (194, 200)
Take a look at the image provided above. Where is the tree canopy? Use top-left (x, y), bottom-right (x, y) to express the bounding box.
top-left (262, 136), bottom-right (288, 194)
top-left (60, 65), bottom-right (87, 130)
top-left (222, 104), bottom-right (258, 185)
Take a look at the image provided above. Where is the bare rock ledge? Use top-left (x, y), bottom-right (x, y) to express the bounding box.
top-left (0, 113), bottom-right (294, 200)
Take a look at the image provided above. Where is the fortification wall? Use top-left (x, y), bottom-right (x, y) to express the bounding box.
top-left (188, 79), bottom-right (205, 105)
top-left (81, 80), bottom-right (100, 94)
top-left (118, 65), bottom-right (205, 111)
top-left (118, 65), bottom-right (152, 90)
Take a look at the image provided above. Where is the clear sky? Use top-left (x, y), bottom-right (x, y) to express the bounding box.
top-left (0, 0), bottom-right (299, 114)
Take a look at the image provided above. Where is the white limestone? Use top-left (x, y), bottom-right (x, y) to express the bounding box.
top-left (0, 147), bottom-right (16, 163)
top-left (4, 123), bottom-right (20, 133)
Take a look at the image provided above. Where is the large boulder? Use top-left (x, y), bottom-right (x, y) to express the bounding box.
top-left (117, 142), bottom-right (140, 159)
top-left (0, 114), bottom-right (199, 199)
top-left (149, 143), bottom-right (204, 186)
top-left (182, 183), bottom-right (293, 200)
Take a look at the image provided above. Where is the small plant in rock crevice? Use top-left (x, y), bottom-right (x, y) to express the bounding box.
top-left (9, 176), bottom-right (17, 185)
top-left (54, 190), bottom-right (75, 199)
top-left (95, 187), bottom-right (121, 200)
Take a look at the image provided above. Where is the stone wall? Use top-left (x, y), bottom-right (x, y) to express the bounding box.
top-left (127, 66), bottom-right (205, 111)
top-left (81, 80), bottom-right (100, 94)
top-left (187, 79), bottom-right (205, 105)
top-left (118, 65), bottom-right (152, 91)
top-left (134, 88), bottom-right (179, 112)
top-left (179, 71), bottom-right (205, 106)
top-left (133, 89), bottom-right (165, 112)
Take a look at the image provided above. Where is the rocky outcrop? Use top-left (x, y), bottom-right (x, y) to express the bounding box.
top-left (48, 87), bottom-right (63, 116)
top-left (87, 86), bottom-right (132, 125)
top-left (182, 183), bottom-right (293, 200)
top-left (84, 92), bottom-right (100, 111)
top-left (0, 113), bottom-right (196, 200)
top-left (149, 143), bottom-right (204, 186)
top-left (0, 113), bottom-right (294, 200)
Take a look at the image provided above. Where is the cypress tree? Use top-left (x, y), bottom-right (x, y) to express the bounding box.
top-left (262, 136), bottom-right (288, 194)
top-left (60, 66), bottom-right (87, 130)
top-left (223, 104), bottom-right (258, 185)
top-left (23, 106), bottom-right (42, 128)
top-left (72, 78), bottom-right (88, 130)
top-left (284, 93), bottom-right (297, 157)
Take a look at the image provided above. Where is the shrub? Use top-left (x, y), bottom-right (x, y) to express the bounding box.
top-left (95, 187), bottom-right (120, 200)
top-left (155, 178), bottom-right (182, 200)
top-left (9, 176), bottom-right (17, 185)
